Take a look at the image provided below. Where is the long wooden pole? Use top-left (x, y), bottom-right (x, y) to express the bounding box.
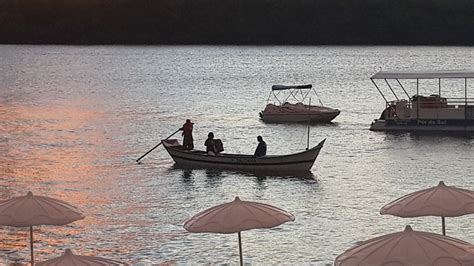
top-left (306, 120), bottom-right (310, 150)
top-left (136, 129), bottom-right (180, 163)
top-left (30, 226), bottom-right (34, 266)
top-left (307, 98), bottom-right (311, 150)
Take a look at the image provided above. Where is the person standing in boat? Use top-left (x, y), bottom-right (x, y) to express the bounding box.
top-left (254, 136), bottom-right (267, 157)
top-left (180, 119), bottom-right (194, 150)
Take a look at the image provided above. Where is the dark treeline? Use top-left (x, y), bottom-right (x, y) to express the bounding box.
top-left (1, 0), bottom-right (474, 45)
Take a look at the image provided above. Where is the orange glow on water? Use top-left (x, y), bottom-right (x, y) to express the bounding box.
top-left (0, 101), bottom-right (128, 262)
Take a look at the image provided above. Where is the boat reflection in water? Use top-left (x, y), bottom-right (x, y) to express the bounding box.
top-left (163, 138), bottom-right (325, 174)
top-left (170, 165), bottom-right (317, 184)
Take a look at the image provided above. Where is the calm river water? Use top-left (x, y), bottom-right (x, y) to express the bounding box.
top-left (1, 45), bottom-right (474, 265)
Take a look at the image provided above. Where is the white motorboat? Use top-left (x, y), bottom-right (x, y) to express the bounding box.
top-left (369, 70), bottom-right (474, 132)
top-left (259, 84), bottom-right (340, 123)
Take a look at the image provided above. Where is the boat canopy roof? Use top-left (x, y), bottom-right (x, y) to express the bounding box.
top-left (272, 84), bottom-right (312, 91)
top-left (371, 70), bottom-right (474, 79)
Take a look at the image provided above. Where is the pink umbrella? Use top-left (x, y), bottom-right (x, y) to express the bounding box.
top-left (183, 196), bottom-right (295, 266)
top-left (335, 225), bottom-right (474, 266)
top-left (36, 249), bottom-right (124, 266)
top-left (380, 181), bottom-right (474, 235)
top-left (0, 191), bottom-right (85, 265)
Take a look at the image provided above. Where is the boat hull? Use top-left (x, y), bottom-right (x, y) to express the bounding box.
top-left (162, 139), bottom-right (326, 172)
top-left (370, 118), bottom-right (474, 132)
top-left (260, 111), bottom-right (340, 123)
top-left (260, 103), bottom-right (340, 123)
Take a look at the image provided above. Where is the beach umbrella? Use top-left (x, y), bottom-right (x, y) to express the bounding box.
top-left (37, 248), bottom-right (124, 266)
top-left (0, 191), bottom-right (85, 265)
top-left (380, 181), bottom-right (474, 235)
top-left (183, 196), bottom-right (295, 266)
top-left (334, 225), bottom-right (474, 266)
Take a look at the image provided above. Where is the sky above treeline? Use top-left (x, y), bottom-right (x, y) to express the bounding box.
top-left (1, 0), bottom-right (474, 45)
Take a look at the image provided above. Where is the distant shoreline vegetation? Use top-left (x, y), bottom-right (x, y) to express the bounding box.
top-left (1, 0), bottom-right (474, 45)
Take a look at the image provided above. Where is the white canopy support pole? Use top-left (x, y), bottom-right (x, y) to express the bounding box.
top-left (371, 79), bottom-right (389, 104)
top-left (465, 78), bottom-right (468, 107)
top-left (465, 78), bottom-right (468, 122)
top-left (311, 87), bottom-right (324, 106)
top-left (417, 78), bottom-right (419, 96)
top-left (417, 79), bottom-right (419, 119)
top-left (272, 90), bottom-right (283, 105)
top-left (396, 79), bottom-right (410, 99)
top-left (282, 89), bottom-right (295, 103)
top-left (439, 78), bottom-right (441, 96)
top-left (290, 89), bottom-right (300, 102)
top-left (384, 79), bottom-right (399, 100)
top-left (301, 89), bottom-right (312, 104)
top-left (267, 91), bottom-right (274, 104)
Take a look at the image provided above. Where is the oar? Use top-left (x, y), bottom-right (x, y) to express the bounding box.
top-left (136, 129), bottom-right (180, 163)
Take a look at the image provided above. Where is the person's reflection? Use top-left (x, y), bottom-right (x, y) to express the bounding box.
top-left (255, 175), bottom-right (267, 192)
top-left (205, 169), bottom-right (223, 187)
top-left (181, 168), bottom-right (194, 186)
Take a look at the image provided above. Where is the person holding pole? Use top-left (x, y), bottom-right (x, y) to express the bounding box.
top-left (180, 119), bottom-right (194, 150)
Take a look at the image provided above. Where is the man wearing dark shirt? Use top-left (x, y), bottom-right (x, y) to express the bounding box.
top-left (254, 136), bottom-right (267, 157)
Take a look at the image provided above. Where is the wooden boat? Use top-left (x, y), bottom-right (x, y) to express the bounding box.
top-left (259, 84), bottom-right (340, 123)
top-left (162, 138), bottom-right (326, 172)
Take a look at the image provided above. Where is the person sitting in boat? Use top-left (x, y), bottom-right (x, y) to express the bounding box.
top-left (254, 136), bottom-right (267, 157)
top-left (205, 132), bottom-right (217, 155)
top-left (205, 132), bottom-right (224, 155)
top-left (179, 119), bottom-right (194, 150)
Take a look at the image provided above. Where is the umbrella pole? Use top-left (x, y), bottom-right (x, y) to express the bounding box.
top-left (30, 225), bottom-right (34, 265)
top-left (442, 216), bottom-right (446, 236)
top-left (238, 231), bottom-right (243, 266)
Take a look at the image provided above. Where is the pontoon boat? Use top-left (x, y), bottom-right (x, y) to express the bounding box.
top-left (370, 70), bottom-right (474, 132)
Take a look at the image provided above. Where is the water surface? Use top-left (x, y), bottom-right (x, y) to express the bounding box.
top-left (1, 45), bottom-right (474, 265)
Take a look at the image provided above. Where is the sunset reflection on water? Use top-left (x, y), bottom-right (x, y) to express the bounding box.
top-left (0, 101), bottom-right (134, 263)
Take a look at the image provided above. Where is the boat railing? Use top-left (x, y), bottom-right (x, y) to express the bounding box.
top-left (421, 97), bottom-right (474, 109)
top-left (388, 97), bottom-right (474, 109)
top-left (445, 97), bottom-right (474, 107)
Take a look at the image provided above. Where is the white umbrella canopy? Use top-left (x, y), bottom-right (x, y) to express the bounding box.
top-left (36, 249), bottom-right (125, 266)
top-left (380, 181), bottom-right (474, 235)
top-left (334, 225), bottom-right (474, 266)
top-left (0, 191), bottom-right (85, 265)
top-left (184, 196), bottom-right (295, 265)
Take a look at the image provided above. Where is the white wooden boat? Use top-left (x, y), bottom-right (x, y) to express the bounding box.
top-left (370, 70), bottom-right (474, 132)
top-left (162, 138), bottom-right (326, 172)
top-left (259, 84), bottom-right (340, 123)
